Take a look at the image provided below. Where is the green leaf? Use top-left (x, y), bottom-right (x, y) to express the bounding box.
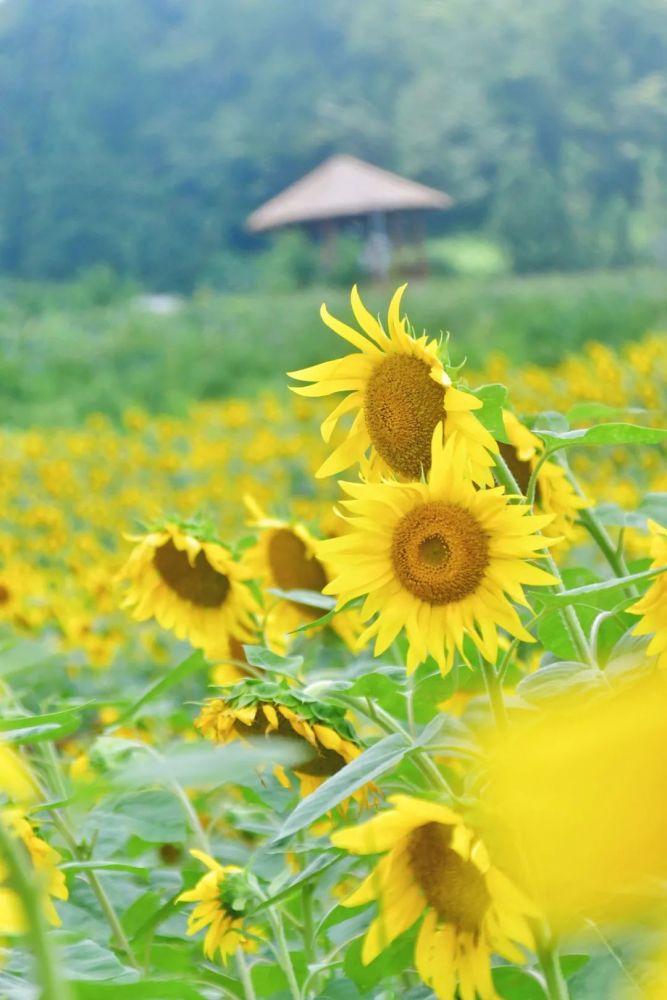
top-left (536, 564), bottom-right (665, 608)
top-left (0, 704), bottom-right (89, 744)
top-left (343, 927), bottom-right (415, 990)
top-left (53, 934), bottom-right (137, 983)
top-left (110, 790), bottom-right (188, 843)
top-left (0, 638), bottom-right (62, 677)
top-left (517, 662), bottom-right (604, 704)
top-left (73, 983), bottom-right (206, 999)
top-left (268, 587), bottom-right (336, 610)
top-left (111, 740), bottom-right (308, 790)
top-left (470, 383), bottom-right (509, 440)
top-left (536, 422), bottom-right (667, 450)
top-left (114, 650), bottom-right (208, 724)
top-left (249, 853), bottom-right (344, 913)
top-left (60, 860), bottom-right (149, 877)
top-left (594, 492), bottom-right (667, 530)
top-left (492, 967), bottom-right (547, 999)
top-left (560, 955), bottom-right (591, 978)
top-left (243, 644), bottom-right (304, 676)
top-left (566, 402), bottom-right (646, 423)
top-left (275, 734), bottom-right (411, 841)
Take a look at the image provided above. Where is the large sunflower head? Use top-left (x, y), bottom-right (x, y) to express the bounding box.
top-left (501, 410), bottom-right (588, 543)
top-left (195, 679), bottom-right (370, 805)
top-left (177, 849), bottom-right (257, 964)
top-left (117, 520), bottom-right (259, 660)
top-left (320, 427), bottom-right (558, 675)
top-left (243, 497), bottom-right (361, 651)
top-left (288, 285), bottom-right (498, 485)
top-left (332, 794), bottom-right (537, 1000)
top-left (0, 808), bottom-right (68, 933)
top-left (629, 519), bottom-right (667, 669)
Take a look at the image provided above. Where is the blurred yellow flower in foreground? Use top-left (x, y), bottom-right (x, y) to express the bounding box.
top-left (485, 670), bottom-right (667, 930)
top-left (332, 794), bottom-right (537, 1000)
top-left (0, 809), bottom-right (68, 933)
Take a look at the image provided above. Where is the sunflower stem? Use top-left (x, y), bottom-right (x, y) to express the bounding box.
top-left (535, 926), bottom-right (570, 1000)
top-left (478, 657), bottom-right (508, 732)
top-left (577, 505), bottom-right (638, 594)
top-left (267, 907), bottom-right (301, 1000)
top-left (235, 947), bottom-right (257, 1000)
top-left (493, 452), bottom-right (593, 667)
top-left (0, 812), bottom-right (73, 1000)
top-left (39, 743), bottom-right (140, 969)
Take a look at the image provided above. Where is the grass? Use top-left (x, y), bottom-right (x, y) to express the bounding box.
top-left (1, 268), bottom-right (666, 426)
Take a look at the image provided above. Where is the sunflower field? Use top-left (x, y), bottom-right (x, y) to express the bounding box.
top-left (1, 283), bottom-right (667, 1000)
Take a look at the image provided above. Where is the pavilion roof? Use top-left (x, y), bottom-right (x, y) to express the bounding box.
top-left (246, 154), bottom-right (452, 232)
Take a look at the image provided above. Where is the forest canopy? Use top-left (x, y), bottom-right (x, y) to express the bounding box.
top-left (1, 0), bottom-right (667, 289)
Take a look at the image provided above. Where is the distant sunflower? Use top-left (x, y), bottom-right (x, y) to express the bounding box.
top-left (177, 849), bottom-right (257, 963)
top-left (244, 497), bottom-right (360, 650)
top-left (629, 520), bottom-right (667, 668)
top-left (320, 428), bottom-right (557, 674)
top-left (288, 285), bottom-right (497, 485)
top-left (196, 679), bottom-right (371, 805)
top-left (332, 794), bottom-right (537, 1000)
top-left (0, 809), bottom-right (68, 933)
top-left (500, 410), bottom-right (588, 542)
top-left (118, 522), bottom-right (258, 659)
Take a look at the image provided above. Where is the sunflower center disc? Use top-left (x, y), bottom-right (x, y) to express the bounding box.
top-left (391, 502), bottom-right (489, 605)
top-left (153, 539), bottom-right (230, 608)
top-left (0, 583), bottom-right (10, 605)
top-left (364, 355), bottom-right (445, 478)
top-left (267, 528), bottom-right (328, 615)
top-left (408, 822), bottom-right (490, 933)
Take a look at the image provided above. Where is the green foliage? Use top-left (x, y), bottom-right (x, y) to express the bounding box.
top-left (1, 268), bottom-right (666, 426)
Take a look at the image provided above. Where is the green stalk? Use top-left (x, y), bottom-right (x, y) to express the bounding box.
top-left (493, 452), bottom-right (592, 666)
top-left (235, 947), bottom-right (258, 1000)
top-left (267, 907), bottom-right (301, 1000)
top-left (535, 927), bottom-right (570, 1000)
top-left (577, 506), bottom-right (638, 593)
top-left (39, 743), bottom-right (140, 969)
top-left (0, 813), bottom-right (73, 1000)
top-left (478, 657), bottom-right (508, 732)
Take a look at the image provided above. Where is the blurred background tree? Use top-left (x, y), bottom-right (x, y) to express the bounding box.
top-left (1, 0), bottom-right (667, 290)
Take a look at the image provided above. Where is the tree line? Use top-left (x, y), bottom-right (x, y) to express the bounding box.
top-left (1, 0), bottom-right (666, 290)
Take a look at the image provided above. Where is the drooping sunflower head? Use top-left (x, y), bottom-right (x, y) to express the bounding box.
top-left (243, 497), bottom-right (361, 650)
top-left (195, 679), bottom-right (370, 805)
top-left (288, 285), bottom-right (498, 485)
top-left (320, 428), bottom-right (557, 675)
top-left (117, 520), bottom-right (259, 660)
top-left (177, 849), bottom-right (257, 964)
top-left (332, 794), bottom-right (537, 1000)
top-left (501, 410), bottom-right (588, 543)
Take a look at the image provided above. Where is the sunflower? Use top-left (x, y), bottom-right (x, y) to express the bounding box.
top-left (0, 808), bottom-right (68, 933)
top-left (500, 410), bottom-right (588, 542)
top-left (117, 522), bottom-right (258, 660)
top-left (331, 794), bottom-right (537, 1000)
top-left (177, 849), bottom-right (257, 963)
top-left (244, 497), bottom-right (360, 650)
top-left (629, 520), bottom-right (667, 668)
top-left (288, 285), bottom-right (498, 485)
top-left (320, 427), bottom-right (557, 674)
top-left (195, 679), bottom-right (371, 804)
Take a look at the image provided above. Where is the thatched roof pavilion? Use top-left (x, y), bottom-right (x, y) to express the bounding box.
top-left (246, 154), bottom-right (451, 233)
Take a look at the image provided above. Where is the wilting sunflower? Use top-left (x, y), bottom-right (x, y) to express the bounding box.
top-left (320, 428), bottom-right (557, 674)
top-left (118, 521), bottom-right (258, 660)
top-left (196, 679), bottom-right (371, 804)
top-left (332, 794), bottom-right (537, 1000)
top-left (244, 497), bottom-right (360, 650)
top-left (500, 410), bottom-right (588, 542)
top-left (288, 285), bottom-right (498, 485)
top-left (629, 520), bottom-right (667, 669)
top-left (177, 849), bottom-right (257, 963)
top-left (0, 809), bottom-right (68, 933)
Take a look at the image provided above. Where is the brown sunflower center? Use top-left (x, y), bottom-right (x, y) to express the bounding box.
top-left (0, 583), bottom-right (10, 605)
top-left (267, 528), bottom-right (328, 616)
top-left (391, 501), bottom-right (489, 605)
top-left (364, 355), bottom-right (445, 479)
top-left (408, 822), bottom-right (490, 933)
top-left (153, 539), bottom-right (230, 608)
top-left (498, 442), bottom-right (541, 501)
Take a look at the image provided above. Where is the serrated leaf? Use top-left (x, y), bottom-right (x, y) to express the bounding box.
top-left (469, 383), bottom-right (509, 440)
top-left (275, 734), bottom-right (411, 841)
top-left (243, 644), bottom-right (304, 677)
